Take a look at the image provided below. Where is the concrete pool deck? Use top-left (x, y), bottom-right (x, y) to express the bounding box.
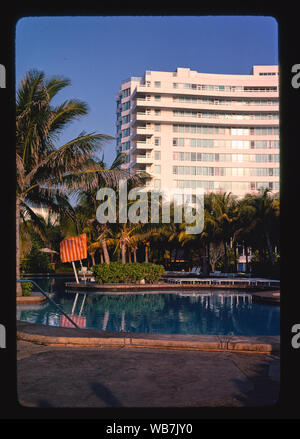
top-left (17, 336), bottom-right (280, 408)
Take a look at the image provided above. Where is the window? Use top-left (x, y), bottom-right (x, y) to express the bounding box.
top-left (122, 141), bottom-right (130, 151)
top-left (122, 88), bottom-right (131, 98)
top-left (122, 101), bottom-right (130, 111)
top-left (256, 182), bottom-right (268, 190)
top-left (154, 95), bottom-right (161, 101)
top-left (154, 165), bottom-right (161, 174)
top-left (154, 81), bottom-right (161, 87)
top-left (154, 151), bottom-right (161, 160)
top-left (122, 128), bottom-right (130, 138)
top-left (154, 137), bottom-right (160, 146)
top-left (154, 124), bottom-right (161, 132)
top-left (122, 115), bottom-right (130, 124)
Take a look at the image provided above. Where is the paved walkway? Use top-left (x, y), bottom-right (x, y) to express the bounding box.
top-left (17, 339), bottom-right (280, 408)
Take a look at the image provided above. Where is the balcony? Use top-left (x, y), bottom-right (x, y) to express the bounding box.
top-left (131, 141), bottom-right (154, 155)
top-left (131, 154), bottom-right (153, 169)
top-left (132, 98), bottom-right (279, 114)
top-left (171, 114), bottom-right (279, 127)
top-left (133, 84), bottom-right (278, 100)
top-left (131, 126), bottom-right (154, 139)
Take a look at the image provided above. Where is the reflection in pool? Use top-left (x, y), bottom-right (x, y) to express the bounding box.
top-left (17, 277), bottom-right (280, 336)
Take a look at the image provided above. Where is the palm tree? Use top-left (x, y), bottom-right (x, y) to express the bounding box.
top-left (76, 152), bottom-right (142, 265)
top-left (243, 189), bottom-right (279, 266)
top-left (232, 195), bottom-right (257, 273)
top-left (16, 69), bottom-right (116, 295)
top-left (209, 192), bottom-right (237, 273)
top-left (176, 193), bottom-right (217, 274)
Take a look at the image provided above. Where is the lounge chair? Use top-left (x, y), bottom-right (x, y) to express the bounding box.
top-left (209, 271), bottom-right (222, 277)
top-left (164, 266), bottom-right (202, 278)
top-left (192, 267), bottom-right (202, 276)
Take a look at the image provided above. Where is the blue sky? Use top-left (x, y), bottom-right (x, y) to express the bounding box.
top-left (15, 15), bottom-right (278, 166)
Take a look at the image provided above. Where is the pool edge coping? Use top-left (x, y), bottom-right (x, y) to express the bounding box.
top-left (17, 322), bottom-right (280, 355)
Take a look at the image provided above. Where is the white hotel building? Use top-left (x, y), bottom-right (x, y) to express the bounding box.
top-left (115, 65), bottom-right (279, 198)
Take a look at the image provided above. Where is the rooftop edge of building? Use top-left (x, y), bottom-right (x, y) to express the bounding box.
top-left (118, 65), bottom-right (279, 90)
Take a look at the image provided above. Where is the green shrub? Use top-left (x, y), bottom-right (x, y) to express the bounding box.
top-left (140, 262), bottom-right (165, 283)
top-left (91, 262), bottom-right (165, 284)
top-left (21, 281), bottom-right (33, 296)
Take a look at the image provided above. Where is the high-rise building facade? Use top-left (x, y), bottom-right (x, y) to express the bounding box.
top-left (115, 66), bottom-right (279, 197)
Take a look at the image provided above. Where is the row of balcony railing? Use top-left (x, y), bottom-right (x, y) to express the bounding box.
top-left (136, 83), bottom-right (278, 92)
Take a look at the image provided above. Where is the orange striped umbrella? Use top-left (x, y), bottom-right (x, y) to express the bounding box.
top-left (60, 234), bottom-right (87, 263)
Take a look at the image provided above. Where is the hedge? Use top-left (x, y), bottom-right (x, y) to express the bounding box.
top-left (21, 281), bottom-right (33, 296)
top-left (91, 262), bottom-right (165, 284)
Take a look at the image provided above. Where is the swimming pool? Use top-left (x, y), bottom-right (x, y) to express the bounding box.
top-left (16, 277), bottom-right (280, 336)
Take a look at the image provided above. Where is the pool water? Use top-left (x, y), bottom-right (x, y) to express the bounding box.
top-left (17, 277), bottom-right (280, 336)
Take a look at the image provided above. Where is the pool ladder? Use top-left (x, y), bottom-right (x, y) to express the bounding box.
top-left (17, 279), bottom-right (79, 328)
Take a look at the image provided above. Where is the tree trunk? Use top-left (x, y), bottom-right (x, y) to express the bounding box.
top-left (233, 242), bottom-right (238, 273)
top-left (202, 247), bottom-right (208, 276)
top-left (244, 243), bottom-right (249, 273)
top-left (91, 253), bottom-right (96, 266)
top-left (145, 244), bottom-right (149, 263)
top-left (207, 242), bottom-right (211, 274)
top-left (101, 238), bottom-right (110, 264)
top-left (16, 197), bottom-right (23, 296)
top-left (265, 230), bottom-right (275, 265)
top-left (223, 240), bottom-right (228, 273)
top-left (128, 250), bottom-right (131, 263)
top-left (100, 252), bottom-right (103, 264)
top-left (121, 243), bottom-right (126, 264)
top-left (133, 249), bottom-right (137, 263)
